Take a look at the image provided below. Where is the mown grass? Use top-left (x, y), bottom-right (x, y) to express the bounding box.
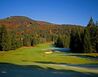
top-left (0, 43), bottom-right (98, 66)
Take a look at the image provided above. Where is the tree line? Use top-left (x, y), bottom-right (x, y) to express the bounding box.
top-left (0, 17), bottom-right (98, 53)
top-left (55, 17), bottom-right (98, 53)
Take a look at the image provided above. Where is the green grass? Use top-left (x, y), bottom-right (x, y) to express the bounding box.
top-left (1, 43), bottom-right (98, 75)
top-left (0, 43), bottom-right (98, 65)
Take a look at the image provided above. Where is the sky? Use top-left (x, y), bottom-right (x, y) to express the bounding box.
top-left (0, 0), bottom-right (98, 26)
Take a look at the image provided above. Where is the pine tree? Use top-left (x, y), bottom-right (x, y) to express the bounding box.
top-left (70, 28), bottom-right (84, 53)
top-left (86, 17), bottom-right (96, 52)
top-left (95, 26), bottom-right (98, 52)
top-left (63, 34), bottom-right (70, 48)
top-left (23, 34), bottom-right (31, 46)
top-left (54, 36), bottom-right (64, 48)
top-left (0, 25), bottom-right (2, 50)
top-left (87, 17), bottom-right (95, 27)
top-left (1, 25), bottom-right (11, 51)
top-left (11, 31), bottom-right (17, 50)
top-left (31, 37), bottom-right (39, 46)
top-left (83, 28), bottom-right (92, 53)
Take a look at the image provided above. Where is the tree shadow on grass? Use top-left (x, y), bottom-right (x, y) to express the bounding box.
top-left (0, 62), bottom-right (98, 77)
top-left (35, 61), bottom-right (98, 70)
top-left (66, 54), bottom-right (98, 60)
top-left (34, 61), bottom-right (59, 64)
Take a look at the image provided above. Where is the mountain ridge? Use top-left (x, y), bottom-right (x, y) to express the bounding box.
top-left (0, 16), bottom-right (82, 27)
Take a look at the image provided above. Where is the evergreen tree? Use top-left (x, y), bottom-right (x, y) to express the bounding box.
top-left (11, 31), bottom-right (17, 50)
top-left (95, 26), bottom-right (98, 52)
top-left (31, 37), bottom-right (39, 46)
top-left (70, 29), bottom-right (84, 53)
top-left (86, 17), bottom-right (96, 52)
top-left (87, 17), bottom-right (95, 27)
top-left (54, 36), bottom-right (64, 48)
top-left (1, 26), bottom-right (11, 51)
top-left (0, 25), bottom-right (2, 50)
top-left (23, 34), bottom-right (31, 46)
top-left (62, 34), bottom-right (70, 48)
top-left (83, 28), bottom-right (92, 53)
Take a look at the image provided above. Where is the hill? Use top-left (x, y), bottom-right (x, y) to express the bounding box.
top-left (0, 16), bottom-right (82, 27)
top-left (0, 16), bottom-right (82, 35)
top-left (0, 16), bottom-right (84, 51)
top-left (0, 16), bottom-right (54, 29)
top-left (0, 16), bottom-right (83, 33)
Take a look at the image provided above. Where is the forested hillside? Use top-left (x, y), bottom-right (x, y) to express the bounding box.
top-left (0, 16), bottom-right (98, 53)
top-left (55, 17), bottom-right (98, 53)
